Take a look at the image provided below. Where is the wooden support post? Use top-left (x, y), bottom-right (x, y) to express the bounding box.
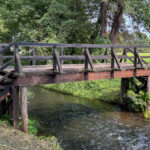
top-left (121, 78), bottom-right (126, 104)
top-left (147, 76), bottom-right (150, 93)
top-left (20, 87), bottom-right (28, 133)
top-left (12, 86), bottom-right (19, 129)
top-left (147, 76), bottom-right (150, 112)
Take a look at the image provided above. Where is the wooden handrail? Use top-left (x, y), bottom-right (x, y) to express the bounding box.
top-left (0, 42), bottom-right (149, 74)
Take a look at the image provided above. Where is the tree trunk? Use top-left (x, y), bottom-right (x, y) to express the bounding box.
top-left (100, 2), bottom-right (107, 38)
top-left (91, 2), bottom-right (107, 41)
top-left (109, 3), bottom-right (123, 44)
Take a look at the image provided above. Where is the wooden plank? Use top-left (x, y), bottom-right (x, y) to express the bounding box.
top-left (85, 48), bottom-right (94, 71)
top-left (135, 49), bottom-right (145, 69)
top-left (60, 47), bottom-right (64, 64)
top-left (127, 48), bottom-right (134, 54)
top-left (85, 48), bottom-right (88, 70)
top-left (12, 69), bottom-right (150, 86)
top-left (14, 45), bottom-right (23, 74)
top-left (30, 47), bottom-right (36, 65)
top-left (0, 43), bottom-right (13, 55)
top-left (20, 87), bottom-right (28, 133)
top-left (16, 42), bottom-right (150, 49)
top-left (120, 48), bottom-right (127, 63)
top-left (102, 48), bottom-right (108, 63)
top-left (112, 49), bottom-right (121, 69)
top-left (111, 47), bottom-right (115, 70)
top-left (12, 86), bottom-right (19, 129)
top-left (0, 71), bottom-right (13, 83)
top-left (53, 47), bottom-right (62, 73)
top-left (0, 59), bottom-right (14, 72)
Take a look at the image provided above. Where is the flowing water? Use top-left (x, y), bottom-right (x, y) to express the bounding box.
top-left (28, 86), bottom-right (150, 150)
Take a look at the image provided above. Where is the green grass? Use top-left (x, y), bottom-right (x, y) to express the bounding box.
top-left (118, 52), bottom-right (150, 64)
top-left (42, 79), bottom-right (121, 104)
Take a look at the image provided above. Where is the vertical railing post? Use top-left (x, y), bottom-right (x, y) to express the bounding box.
top-left (53, 46), bottom-right (57, 72)
top-left (111, 47), bottom-right (114, 70)
top-left (60, 47), bottom-right (64, 65)
top-left (85, 47), bottom-right (88, 71)
top-left (0, 46), bottom-right (3, 66)
top-left (14, 44), bottom-right (22, 74)
top-left (134, 47), bottom-right (137, 69)
top-left (124, 48), bottom-right (127, 63)
top-left (105, 48), bottom-right (108, 63)
top-left (30, 47), bottom-right (36, 65)
top-left (111, 47), bottom-right (115, 78)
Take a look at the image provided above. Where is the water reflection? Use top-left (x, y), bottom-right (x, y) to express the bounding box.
top-left (28, 86), bottom-right (150, 150)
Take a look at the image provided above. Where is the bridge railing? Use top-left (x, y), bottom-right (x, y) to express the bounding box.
top-left (0, 42), bottom-right (150, 75)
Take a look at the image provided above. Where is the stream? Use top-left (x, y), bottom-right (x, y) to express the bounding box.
top-left (28, 86), bottom-right (150, 150)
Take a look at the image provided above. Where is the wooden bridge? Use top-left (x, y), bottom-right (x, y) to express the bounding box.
top-left (0, 42), bottom-right (150, 133)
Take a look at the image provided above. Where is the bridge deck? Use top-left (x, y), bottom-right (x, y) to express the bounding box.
top-left (4, 63), bottom-right (150, 76)
top-left (5, 63), bottom-right (149, 86)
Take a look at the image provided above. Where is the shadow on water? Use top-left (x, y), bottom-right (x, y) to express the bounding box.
top-left (28, 86), bottom-right (150, 150)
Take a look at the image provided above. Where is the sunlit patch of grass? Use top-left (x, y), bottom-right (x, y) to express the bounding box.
top-left (117, 52), bottom-right (150, 64)
top-left (42, 79), bottom-right (121, 104)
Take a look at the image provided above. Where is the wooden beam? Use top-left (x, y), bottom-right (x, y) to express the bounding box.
top-left (85, 48), bottom-right (94, 71)
top-left (60, 47), bottom-right (64, 65)
top-left (30, 47), bottom-right (36, 65)
top-left (134, 49), bottom-right (145, 69)
top-left (0, 59), bottom-right (14, 72)
top-left (12, 86), bottom-right (19, 129)
top-left (12, 68), bottom-right (150, 86)
top-left (0, 71), bottom-right (13, 83)
top-left (112, 48), bottom-right (121, 69)
top-left (102, 48), bottom-right (109, 63)
top-left (53, 47), bottom-right (62, 73)
top-left (20, 87), bottom-right (28, 133)
top-left (14, 45), bottom-right (23, 74)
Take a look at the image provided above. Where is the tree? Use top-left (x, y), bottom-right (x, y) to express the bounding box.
top-left (88, 0), bottom-right (150, 44)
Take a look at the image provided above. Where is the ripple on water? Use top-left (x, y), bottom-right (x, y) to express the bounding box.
top-left (28, 86), bottom-right (150, 150)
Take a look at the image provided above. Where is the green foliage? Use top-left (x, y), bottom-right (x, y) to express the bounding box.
top-left (28, 118), bottom-right (39, 135)
top-left (18, 117), bottom-right (40, 135)
top-left (27, 90), bottom-right (35, 99)
top-left (42, 79), bottom-right (121, 104)
top-left (125, 90), bottom-right (147, 112)
top-left (0, 114), bottom-right (12, 125)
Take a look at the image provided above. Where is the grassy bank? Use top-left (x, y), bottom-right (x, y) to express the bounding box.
top-left (0, 120), bottom-right (62, 150)
top-left (0, 89), bottom-right (62, 150)
top-left (42, 79), bottom-right (121, 104)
